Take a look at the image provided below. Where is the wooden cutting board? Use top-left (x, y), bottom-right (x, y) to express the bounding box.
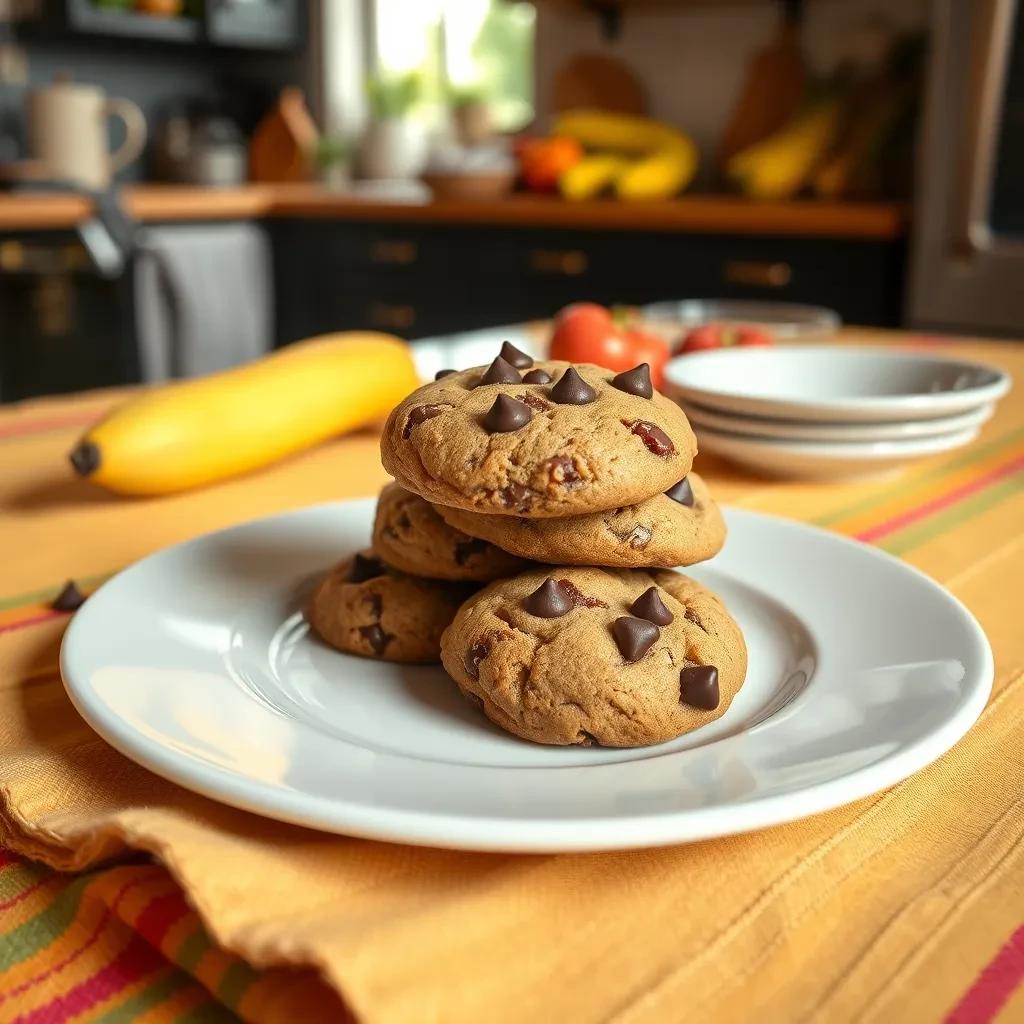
top-left (552, 54), bottom-right (647, 115)
top-left (248, 88), bottom-right (318, 183)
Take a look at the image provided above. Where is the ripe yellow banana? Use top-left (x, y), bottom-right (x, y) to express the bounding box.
top-left (553, 109), bottom-right (698, 200)
top-left (726, 98), bottom-right (843, 200)
top-left (559, 154), bottom-right (629, 200)
top-left (70, 332), bottom-right (420, 495)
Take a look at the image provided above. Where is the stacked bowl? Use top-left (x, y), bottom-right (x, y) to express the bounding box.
top-left (663, 345), bottom-right (1012, 480)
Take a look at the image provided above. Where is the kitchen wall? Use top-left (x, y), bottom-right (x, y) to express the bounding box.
top-left (534, 0), bottom-right (928, 188)
top-left (1, 35), bottom-right (312, 181)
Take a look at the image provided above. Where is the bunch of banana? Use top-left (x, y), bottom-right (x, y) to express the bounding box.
top-left (553, 110), bottom-right (699, 201)
top-left (725, 96), bottom-right (843, 200)
top-left (70, 332), bottom-right (420, 495)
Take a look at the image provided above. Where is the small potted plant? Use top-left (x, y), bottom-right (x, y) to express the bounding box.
top-left (360, 71), bottom-right (427, 180)
top-left (315, 134), bottom-right (355, 191)
top-left (448, 82), bottom-right (493, 147)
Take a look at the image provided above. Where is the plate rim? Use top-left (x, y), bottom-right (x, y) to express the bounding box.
top-left (60, 501), bottom-right (994, 853)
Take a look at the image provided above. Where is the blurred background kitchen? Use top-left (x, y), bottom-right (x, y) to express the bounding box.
top-left (0, 0), bottom-right (1021, 402)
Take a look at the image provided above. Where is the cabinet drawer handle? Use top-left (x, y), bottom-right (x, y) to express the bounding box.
top-left (368, 302), bottom-right (416, 330)
top-left (722, 260), bottom-right (792, 288)
top-left (529, 249), bottom-right (588, 276)
top-left (370, 240), bottom-right (418, 265)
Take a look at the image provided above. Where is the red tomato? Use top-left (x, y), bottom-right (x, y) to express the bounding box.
top-left (550, 303), bottom-right (633, 370)
top-left (675, 324), bottom-right (724, 355)
top-left (733, 325), bottom-right (774, 346)
top-left (622, 326), bottom-right (671, 389)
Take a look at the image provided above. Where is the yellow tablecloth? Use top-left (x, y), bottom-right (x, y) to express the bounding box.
top-left (1, 328), bottom-right (1022, 1023)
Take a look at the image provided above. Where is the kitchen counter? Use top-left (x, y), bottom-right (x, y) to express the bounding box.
top-left (0, 184), bottom-right (908, 239)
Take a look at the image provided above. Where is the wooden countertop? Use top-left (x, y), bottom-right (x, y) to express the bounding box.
top-left (0, 184), bottom-right (909, 239)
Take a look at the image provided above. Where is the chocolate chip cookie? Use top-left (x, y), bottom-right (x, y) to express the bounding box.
top-left (440, 566), bottom-right (746, 747)
top-left (380, 358), bottom-right (697, 518)
top-left (435, 472), bottom-right (724, 569)
top-left (373, 481), bottom-right (530, 581)
top-left (310, 551), bottom-right (475, 663)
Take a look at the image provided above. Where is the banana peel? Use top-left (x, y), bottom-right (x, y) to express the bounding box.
top-left (553, 109), bottom-right (698, 201)
top-left (70, 332), bottom-right (420, 495)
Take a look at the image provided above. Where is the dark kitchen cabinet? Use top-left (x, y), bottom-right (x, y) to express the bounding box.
top-left (270, 219), bottom-right (905, 346)
top-left (0, 232), bottom-right (136, 402)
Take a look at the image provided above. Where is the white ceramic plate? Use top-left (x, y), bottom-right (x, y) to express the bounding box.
top-left (696, 424), bottom-right (980, 480)
top-left (684, 401), bottom-right (995, 443)
top-left (663, 345), bottom-right (1011, 422)
top-left (61, 501), bottom-right (992, 853)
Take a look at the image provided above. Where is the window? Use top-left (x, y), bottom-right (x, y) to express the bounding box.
top-left (368, 0), bottom-right (535, 131)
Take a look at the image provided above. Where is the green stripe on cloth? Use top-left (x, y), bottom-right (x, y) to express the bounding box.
top-left (0, 573), bottom-right (113, 613)
top-left (91, 968), bottom-right (194, 1024)
top-left (0, 860), bottom-right (49, 902)
top-left (216, 959), bottom-right (257, 1010)
top-left (176, 926), bottom-right (213, 974)
top-left (881, 471), bottom-right (1024, 556)
top-left (0, 873), bottom-right (91, 969)
top-left (174, 999), bottom-right (240, 1024)
top-left (814, 425), bottom-right (1024, 528)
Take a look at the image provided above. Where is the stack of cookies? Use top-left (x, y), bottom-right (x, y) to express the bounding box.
top-left (309, 341), bottom-right (747, 748)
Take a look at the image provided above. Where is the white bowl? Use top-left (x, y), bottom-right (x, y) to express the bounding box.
top-left (696, 424), bottom-right (980, 480)
top-left (684, 401), bottom-right (995, 443)
top-left (664, 345), bottom-right (1011, 423)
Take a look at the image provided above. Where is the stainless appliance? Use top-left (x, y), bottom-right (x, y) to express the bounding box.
top-left (908, 0), bottom-right (1024, 335)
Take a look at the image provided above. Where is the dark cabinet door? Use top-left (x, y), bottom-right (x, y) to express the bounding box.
top-left (271, 219), bottom-right (906, 347)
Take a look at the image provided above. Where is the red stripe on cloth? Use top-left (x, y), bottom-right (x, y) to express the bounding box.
top-left (132, 891), bottom-right (190, 949)
top-left (0, 411), bottom-right (103, 441)
top-left (12, 932), bottom-right (166, 1024)
top-left (0, 873), bottom-right (161, 1007)
top-left (946, 924), bottom-right (1024, 1024)
top-left (0, 849), bottom-right (19, 869)
top-left (0, 611), bottom-right (64, 636)
top-left (856, 454), bottom-right (1024, 544)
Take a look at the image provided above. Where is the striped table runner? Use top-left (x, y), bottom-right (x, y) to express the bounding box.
top-left (1, 328), bottom-right (1022, 1023)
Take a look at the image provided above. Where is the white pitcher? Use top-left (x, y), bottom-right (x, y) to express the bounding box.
top-left (27, 75), bottom-right (147, 190)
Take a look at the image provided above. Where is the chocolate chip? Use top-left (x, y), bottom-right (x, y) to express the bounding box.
top-left (523, 368), bottom-right (552, 384)
top-left (359, 624), bottom-right (391, 654)
top-left (397, 512), bottom-right (412, 530)
top-left (558, 579), bottom-right (608, 608)
top-left (680, 665), bottom-right (719, 709)
top-left (484, 394), bottom-right (532, 433)
top-left (666, 477), bottom-right (694, 506)
top-left (435, 368), bottom-right (456, 380)
top-left (69, 441), bottom-right (100, 477)
top-left (524, 578), bottom-right (573, 617)
top-left (630, 420), bottom-right (675, 456)
top-left (347, 553), bottom-right (384, 583)
top-left (403, 403), bottom-right (448, 438)
top-left (612, 616), bottom-right (660, 662)
top-left (550, 367), bottom-right (597, 405)
top-left (51, 580), bottom-right (86, 612)
top-left (478, 356), bottom-right (521, 386)
top-left (612, 363), bottom-right (653, 399)
top-left (465, 640), bottom-right (491, 679)
top-left (498, 483), bottom-right (533, 511)
top-left (454, 537), bottom-right (488, 565)
top-left (576, 730), bottom-right (601, 747)
top-left (499, 341), bottom-right (533, 369)
top-left (545, 454), bottom-right (580, 486)
top-left (631, 587), bottom-right (674, 625)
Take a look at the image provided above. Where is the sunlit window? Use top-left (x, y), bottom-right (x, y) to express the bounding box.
top-left (368, 0), bottom-right (535, 131)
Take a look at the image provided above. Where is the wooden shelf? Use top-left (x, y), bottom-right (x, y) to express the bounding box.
top-left (0, 185), bottom-right (909, 240)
